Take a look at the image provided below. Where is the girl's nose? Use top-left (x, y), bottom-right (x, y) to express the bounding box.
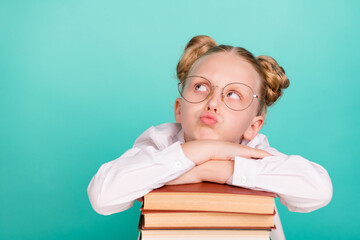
top-left (205, 88), bottom-right (222, 112)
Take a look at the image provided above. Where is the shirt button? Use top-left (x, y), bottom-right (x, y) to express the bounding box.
top-left (241, 176), bottom-right (247, 184)
top-left (175, 161), bottom-right (182, 168)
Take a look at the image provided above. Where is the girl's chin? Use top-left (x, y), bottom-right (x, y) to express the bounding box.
top-left (184, 130), bottom-right (242, 143)
top-left (197, 135), bottom-right (219, 140)
top-left (197, 128), bottom-right (220, 140)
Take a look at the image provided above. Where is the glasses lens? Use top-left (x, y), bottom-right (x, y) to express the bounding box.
top-left (223, 83), bottom-right (255, 111)
top-left (181, 76), bottom-right (211, 103)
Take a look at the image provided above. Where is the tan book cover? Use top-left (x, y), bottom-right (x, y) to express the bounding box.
top-left (139, 214), bottom-right (276, 230)
top-left (140, 228), bottom-right (270, 240)
top-left (143, 182), bottom-right (276, 214)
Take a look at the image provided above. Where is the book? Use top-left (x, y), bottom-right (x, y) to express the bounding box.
top-left (143, 182), bottom-right (276, 214)
top-left (139, 229), bottom-right (270, 240)
top-left (138, 215), bottom-right (271, 240)
top-left (138, 183), bottom-right (276, 239)
top-left (141, 210), bottom-right (275, 229)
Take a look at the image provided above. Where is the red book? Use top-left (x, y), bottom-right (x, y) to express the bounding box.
top-left (143, 182), bottom-right (276, 214)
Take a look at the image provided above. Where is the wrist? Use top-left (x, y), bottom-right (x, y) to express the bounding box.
top-left (196, 161), bottom-right (216, 182)
top-left (194, 163), bottom-right (207, 182)
top-left (181, 140), bottom-right (215, 165)
top-left (198, 160), bottom-right (235, 184)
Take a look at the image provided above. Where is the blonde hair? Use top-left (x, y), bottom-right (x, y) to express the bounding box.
top-left (176, 35), bottom-right (290, 116)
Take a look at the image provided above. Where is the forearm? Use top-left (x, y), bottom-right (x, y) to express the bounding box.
top-left (228, 154), bottom-right (333, 212)
top-left (88, 142), bottom-right (195, 215)
top-left (199, 160), bottom-right (234, 184)
top-left (181, 140), bottom-right (272, 166)
top-left (166, 160), bottom-right (234, 185)
top-left (173, 139), bottom-right (271, 185)
top-left (165, 166), bottom-right (202, 185)
top-left (181, 140), bottom-right (216, 165)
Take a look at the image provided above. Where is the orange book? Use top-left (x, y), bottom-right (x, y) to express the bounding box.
top-left (139, 229), bottom-right (270, 240)
top-left (141, 210), bottom-right (275, 229)
top-left (143, 182), bottom-right (276, 214)
top-left (137, 215), bottom-right (272, 239)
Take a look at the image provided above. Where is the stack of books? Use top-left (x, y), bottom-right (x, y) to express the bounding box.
top-left (137, 182), bottom-right (276, 240)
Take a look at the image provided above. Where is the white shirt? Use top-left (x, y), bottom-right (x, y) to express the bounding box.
top-left (87, 122), bottom-right (333, 240)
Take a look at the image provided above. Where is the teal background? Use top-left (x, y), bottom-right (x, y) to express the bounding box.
top-left (1, 0), bottom-right (359, 239)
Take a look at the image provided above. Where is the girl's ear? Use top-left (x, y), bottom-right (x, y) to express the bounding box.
top-left (174, 98), bottom-right (182, 123)
top-left (243, 115), bottom-right (264, 141)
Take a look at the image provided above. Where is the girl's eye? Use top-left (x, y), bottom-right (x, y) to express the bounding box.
top-left (226, 91), bottom-right (241, 100)
top-left (194, 84), bottom-right (207, 92)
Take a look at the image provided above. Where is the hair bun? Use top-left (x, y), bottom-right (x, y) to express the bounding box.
top-left (176, 35), bottom-right (217, 81)
top-left (256, 55), bottom-right (290, 107)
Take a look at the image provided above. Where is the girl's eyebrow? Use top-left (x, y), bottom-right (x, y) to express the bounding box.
top-left (191, 75), bottom-right (239, 87)
top-left (191, 75), bottom-right (214, 84)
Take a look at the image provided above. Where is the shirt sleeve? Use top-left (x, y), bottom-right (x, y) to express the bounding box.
top-left (226, 135), bottom-right (333, 213)
top-left (87, 134), bottom-right (195, 215)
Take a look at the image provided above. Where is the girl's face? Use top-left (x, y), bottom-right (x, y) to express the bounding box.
top-left (174, 52), bottom-right (264, 143)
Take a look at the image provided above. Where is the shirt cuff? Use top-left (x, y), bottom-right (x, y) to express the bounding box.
top-left (158, 141), bottom-right (196, 174)
top-left (228, 156), bottom-right (259, 188)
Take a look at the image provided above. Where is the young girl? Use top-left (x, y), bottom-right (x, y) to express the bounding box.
top-left (87, 35), bottom-right (332, 239)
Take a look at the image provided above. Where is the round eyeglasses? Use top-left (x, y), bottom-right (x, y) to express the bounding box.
top-left (178, 76), bottom-right (259, 111)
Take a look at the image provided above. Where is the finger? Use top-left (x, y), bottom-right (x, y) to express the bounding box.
top-left (249, 149), bottom-right (272, 159)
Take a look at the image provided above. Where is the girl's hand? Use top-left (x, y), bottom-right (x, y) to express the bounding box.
top-left (211, 141), bottom-right (272, 160)
top-left (197, 160), bottom-right (234, 184)
top-left (181, 140), bottom-right (272, 165)
top-left (166, 160), bottom-right (234, 185)
top-left (169, 140), bottom-right (272, 185)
